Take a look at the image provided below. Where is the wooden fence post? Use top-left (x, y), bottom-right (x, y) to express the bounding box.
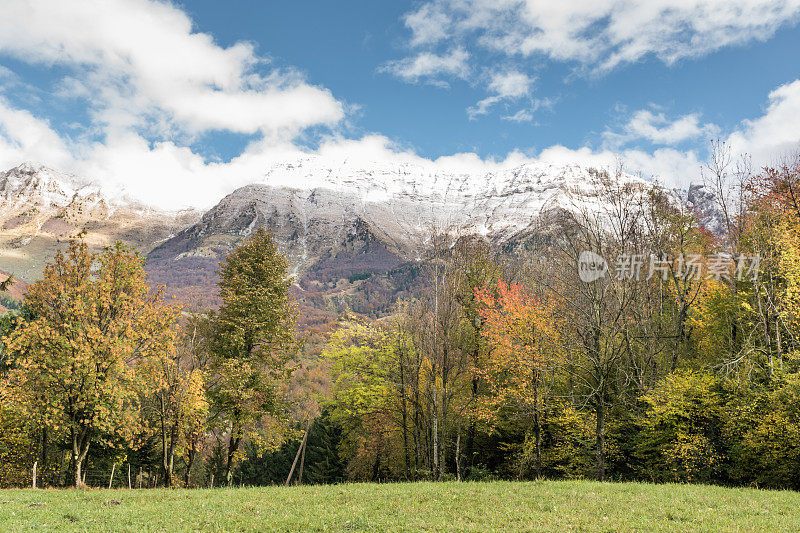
top-left (108, 464), bottom-right (116, 489)
top-left (210, 473), bottom-right (214, 489)
top-left (285, 419), bottom-right (311, 486)
top-left (138, 467), bottom-right (142, 489)
top-left (128, 464), bottom-right (132, 489)
top-left (32, 461), bottom-right (37, 489)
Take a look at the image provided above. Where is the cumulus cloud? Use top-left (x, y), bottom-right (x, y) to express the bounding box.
top-left (0, 0), bottom-right (798, 212)
top-left (401, 0), bottom-right (800, 72)
top-left (0, 0), bottom-right (343, 136)
top-left (404, 3), bottom-right (452, 47)
top-left (467, 70), bottom-right (535, 119)
top-left (728, 79), bottom-right (800, 164)
top-left (605, 109), bottom-right (719, 146)
top-left (0, 97), bottom-right (72, 169)
top-left (486, 70), bottom-right (533, 98)
top-left (379, 48), bottom-right (470, 86)
top-left (0, 77), bottom-right (795, 210)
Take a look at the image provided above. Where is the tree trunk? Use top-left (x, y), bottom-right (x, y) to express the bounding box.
top-left (165, 451), bottom-right (174, 488)
top-left (163, 423), bottom-right (178, 487)
top-left (432, 402), bottom-right (438, 481)
top-left (184, 442), bottom-right (196, 487)
top-left (455, 417), bottom-right (462, 482)
top-left (464, 376), bottom-right (478, 479)
top-left (72, 428), bottom-right (90, 488)
top-left (225, 434), bottom-right (240, 487)
top-left (399, 359), bottom-right (410, 479)
top-left (672, 303), bottom-right (687, 373)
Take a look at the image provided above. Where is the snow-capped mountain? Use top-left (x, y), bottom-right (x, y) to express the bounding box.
top-left (255, 158), bottom-right (649, 244)
top-left (1, 159), bottom-right (721, 313)
top-left (1, 162), bottom-right (106, 215)
top-left (144, 158), bottom-right (720, 313)
top-left (0, 163), bottom-right (200, 280)
top-left (150, 158), bottom-right (681, 272)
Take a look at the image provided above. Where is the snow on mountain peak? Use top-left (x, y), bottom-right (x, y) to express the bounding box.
top-left (253, 157), bottom-right (654, 242)
top-left (0, 162), bottom-right (104, 210)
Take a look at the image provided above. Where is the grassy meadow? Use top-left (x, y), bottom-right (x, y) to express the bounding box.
top-left (1, 480), bottom-right (798, 532)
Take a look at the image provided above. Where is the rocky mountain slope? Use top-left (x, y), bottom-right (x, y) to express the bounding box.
top-left (1, 159), bottom-right (721, 316)
top-left (146, 159), bottom-right (720, 314)
top-left (0, 270), bottom-right (27, 312)
top-left (0, 163), bottom-right (200, 280)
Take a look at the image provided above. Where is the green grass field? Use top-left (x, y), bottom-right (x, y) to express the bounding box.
top-left (1, 480), bottom-right (798, 532)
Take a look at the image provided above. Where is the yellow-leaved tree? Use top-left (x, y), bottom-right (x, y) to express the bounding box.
top-left (3, 237), bottom-right (178, 487)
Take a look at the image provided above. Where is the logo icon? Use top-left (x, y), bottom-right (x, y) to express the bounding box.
top-left (578, 251), bottom-right (608, 282)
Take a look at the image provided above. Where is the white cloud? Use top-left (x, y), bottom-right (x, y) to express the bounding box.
top-left (502, 109), bottom-right (534, 122)
top-left (0, 97), bottom-right (72, 169)
top-left (0, 0), bottom-right (798, 212)
top-left (606, 109), bottom-right (718, 146)
top-left (626, 111), bottom-right (705, 144)
top-left (402, 0), bottom-right (800, 72)
top-left (467, 96), bottom-right (500, 119)
top-left (379, 48), bottom-right (470, 86)
top-left (487, 70), bottom-right (533, 98)
top-left (0, 80), bottom-right (793, 209)
top-left (404, 3), bottom-right (451, 47)
top-left (728, 79), bottom-right (800, 164)
top-left (0, 0), bottom-right (343, 136)
top-left (467, 70), bottom-right (534, 119)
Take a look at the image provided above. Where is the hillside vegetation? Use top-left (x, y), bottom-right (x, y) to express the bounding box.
top-left (3, 155), bottom-right (800, 493)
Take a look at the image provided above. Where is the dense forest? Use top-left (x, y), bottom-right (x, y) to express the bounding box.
top-left (2, 151), bottom-right (800, 490)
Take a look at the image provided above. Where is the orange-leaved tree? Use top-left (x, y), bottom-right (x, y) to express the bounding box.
top-left (474, 279), bottom-right (562, 477)
top-left (3, 237), bottom-right (179, 487)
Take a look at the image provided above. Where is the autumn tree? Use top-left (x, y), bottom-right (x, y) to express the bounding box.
top-left (140, 319), bottom-right (209, 487)
top-left (475, 279), bottom-right (562, 477)
top-left (636, 370), bottom-right (724, 483)
top-left (643, 188), bottom-right (714, 373)
top-left (445, 236), bottom-right (501, 477)
top-left (3, 237), bottom-right (178, 487)
top-left (325, 317), bottom-right (402, 480)
top-left (524, 169), bottom-right (654, 480)
top-left (206, 228), bottom-right (298, 486)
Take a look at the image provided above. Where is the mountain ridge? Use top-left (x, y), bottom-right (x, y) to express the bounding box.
top-left (0, 163), bottom-right (201, 280)
top-left (0, 161), bottom-right (722, 316)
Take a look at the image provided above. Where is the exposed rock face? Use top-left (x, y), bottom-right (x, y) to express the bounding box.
top-left (150, 160), bottom-right (655, 266)
top-left (144, 161), bottom-right (669, 313)
top-left (145, 184), bottom-right (412, 314)
top-left (1, 159), bottom-right (722, 316)
top-left (0, 163), bottom-right (200, 280)
top-left (679, 183), bottom-right (726, 234)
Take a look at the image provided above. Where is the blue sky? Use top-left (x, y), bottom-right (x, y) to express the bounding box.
top-left (183, 0), bottom-right (800, 159)
top-left (0, 1), bottom-right (799, 208)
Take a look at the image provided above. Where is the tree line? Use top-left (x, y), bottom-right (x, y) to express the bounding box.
top-left (1, 149), bottom-right (800, 489)
top-left (323, 151), bottom-right (800, 487)
top-left (0, 228), bottom-right (296, 488)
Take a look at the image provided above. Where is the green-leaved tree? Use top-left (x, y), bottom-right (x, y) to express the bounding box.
top-left (207, 228), bottom-right (298, 485)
